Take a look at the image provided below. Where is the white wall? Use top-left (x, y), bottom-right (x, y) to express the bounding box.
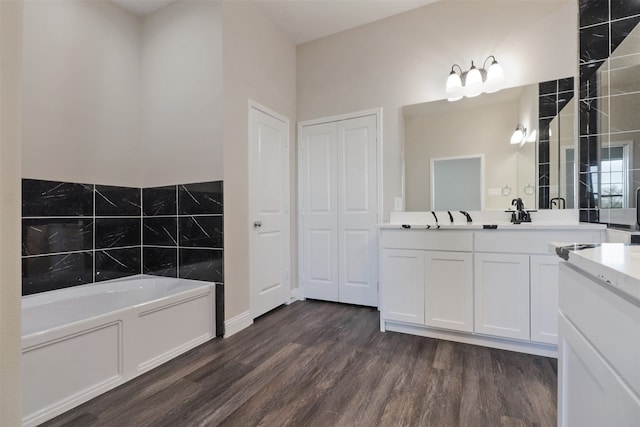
top-left (22, 0), bottom-right (142, 186)
top-left (297, 0), bottom-right (578, 220)
top-left (141, 0), bottom-right (223, 187)
top-left (0, 0), bottom-right (23, 424)
top-left (222, 0), bottom-right (296, 320)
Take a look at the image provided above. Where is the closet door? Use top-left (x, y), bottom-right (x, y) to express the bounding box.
top-left (300, 114), bottom-right (378, 307)
top-left (300, 122), bottom-right (339, 301)
top-left (337, 116), bottom-right (378, 306)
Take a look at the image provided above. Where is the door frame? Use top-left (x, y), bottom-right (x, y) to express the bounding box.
top-left (248, 100), bottom-right (291, 318)
top-left (297, 107), bottom-right (383, 301)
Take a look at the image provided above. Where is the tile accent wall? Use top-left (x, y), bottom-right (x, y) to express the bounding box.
top-left (22, 178), bottom-right (225, 336)
top-left (538, 77), bottom-right (575, 210)
top-left (578, 0), bottom-right (640, 223)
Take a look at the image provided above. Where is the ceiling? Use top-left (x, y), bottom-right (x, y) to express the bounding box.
top-left (111, 0), bottom-right (440, 45)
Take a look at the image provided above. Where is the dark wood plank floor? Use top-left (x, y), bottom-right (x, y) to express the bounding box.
top-left (43, 300), bottom-right (557, 427)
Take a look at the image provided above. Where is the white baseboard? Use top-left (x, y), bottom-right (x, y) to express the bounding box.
top-left (224, 311), bottom-right (253, 338)
top-left (289, 287), bottom-right (303, 303)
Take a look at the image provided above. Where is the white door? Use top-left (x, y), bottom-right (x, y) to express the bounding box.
top-left (337, 116), bottom-right (378, 306)
top-left (249, 104), bottom-right (290, 319)
top-left (299, 122), bottom-right (339, 301)
top-left (299, 113), bottom-right (378, 306)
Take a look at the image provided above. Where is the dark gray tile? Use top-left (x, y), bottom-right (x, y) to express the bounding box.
top-left (539, 94), bottom-right (557, 119)
top-left (179, 181), bottom-right (223, 215)
top-left (612, 0), bottom-right (640, 20)
top-left (22, 179), bottom-right (93, 217)
top-left (95, 218), bottom-right (141, 249)
top-left (580, 23), bottom-right (610, 64)
top-left (143, 185), bottom-right (177, 216)
top-left (143, 247), bottom-right (177, 278)
top-left (579, 0), bottom-right (610, 28)
top-left (179, 216), bottom-right (223, 248)
top-left (558, 77), bottom-right (575, 93)
top-left (143, 217), bottom-right (178, 246)
top-left (95, 185), bottom-right (141, 216)
top-left (22, 218), bottom-right (93, 256)
top-left (95, 247), bottom-right (141, 282)
top-left (611, 16), bottom-right (640, 55)
top-left (538, 80), bottom-right (558, 95)
top-left (22, 252), bottom-right (93, 295)
top-left (215, 283), bottom-right (224, 337)
top-left (179, 248), bottom-right (223, 282)
top-left (580, 60), bottom-right (606, 98)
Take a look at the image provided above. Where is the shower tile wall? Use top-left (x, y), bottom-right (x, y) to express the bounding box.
top-left (22, 180), bottom-right (224, 300)
top-left (538, 77), bottom-right (575, 210)
top-left (578, 0), bottom-right (640, 223)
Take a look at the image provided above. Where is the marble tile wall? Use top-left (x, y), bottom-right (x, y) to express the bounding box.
top-left (578, 0), bottom-right (640, 223)
top-left (22, 180), bottom-right (224, 335)
top-left (538, 77), bottom-right (575, 210)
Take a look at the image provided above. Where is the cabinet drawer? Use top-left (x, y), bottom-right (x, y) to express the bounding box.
top-left (475, 230), bottom-right (602, 254)
top-left (559, 263), bottom-right (640, 397)
top-left (381, 229), bottom-right (472, 251)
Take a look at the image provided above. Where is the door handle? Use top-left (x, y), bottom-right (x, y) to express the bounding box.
top-left (253, 221), bottom-right (262, 228)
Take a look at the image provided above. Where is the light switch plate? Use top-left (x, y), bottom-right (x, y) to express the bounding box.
top-left (394, 197), bottom-right (403, 211)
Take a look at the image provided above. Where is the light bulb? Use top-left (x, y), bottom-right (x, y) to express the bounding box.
top-left (465, 62), bottom-right (483, 97)
top-left (486, 59), bottom-right (504, 83)
top-left (510, 125), bottom-right (527, 144)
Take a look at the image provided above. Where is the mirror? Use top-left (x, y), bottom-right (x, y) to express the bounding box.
top-left (592, 22), bottom-right (640, 215)
top-left (403, 85), bottom-right (540, 211)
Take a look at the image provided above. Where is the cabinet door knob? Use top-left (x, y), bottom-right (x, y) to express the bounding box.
top-left (253, 221), bottom-right (262, 228)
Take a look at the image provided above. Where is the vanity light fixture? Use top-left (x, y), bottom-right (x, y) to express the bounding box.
top-left (446, 55), bottom-right (504, 101)
top-left (510, 124), bottom-right (527, 145)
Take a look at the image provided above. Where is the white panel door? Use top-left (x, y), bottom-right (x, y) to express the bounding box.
top-left (249, 105), bottom-right (290, 319)
top-left (337, 115), bottom-right (378, 306)
top-left (530, 255), bottom-right (559, 344)
top-left (300, 122), bottom-right (339, 301)
top-left (299, 113), bottom-right (378, 307)
top-left (474, 253), bottom-right (530, 340)
top-left (424, 251), bottom-right (473, 332)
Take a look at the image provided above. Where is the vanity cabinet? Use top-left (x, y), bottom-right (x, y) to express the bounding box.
top-left (380, 226), bottom-right (605, 357)
top-left (380, 230), bottom-right (473, 332)
top-left (558, 262), bottom-right (640, 426)
top-left (474, 253), bottom-right (530, 340)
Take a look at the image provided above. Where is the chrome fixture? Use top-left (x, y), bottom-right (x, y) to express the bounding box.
top-left (446, 55), bottom-right (504, 101)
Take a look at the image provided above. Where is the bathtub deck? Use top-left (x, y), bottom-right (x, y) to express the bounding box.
top-left (42, 300), bottom-right (558, 427)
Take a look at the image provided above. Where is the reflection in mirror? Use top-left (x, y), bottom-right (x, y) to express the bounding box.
top-left (431, 155), bottom-right (483, 210)
top-left (403, 86), bottom-right (538, 211)
top-left (596, 22), bottom-right (640, 213)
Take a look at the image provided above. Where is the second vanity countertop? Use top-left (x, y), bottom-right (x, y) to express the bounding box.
top-left (551, 242), bottom-right (640, 307)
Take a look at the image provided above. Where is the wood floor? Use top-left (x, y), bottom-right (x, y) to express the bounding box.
top-left (43, 300), bottom-right (557, 427)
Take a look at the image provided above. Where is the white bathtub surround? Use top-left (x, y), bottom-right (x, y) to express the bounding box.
top-left (552, 243), bottom-right (640, 425)
top-left (21, 275), bottom-right (216, 427)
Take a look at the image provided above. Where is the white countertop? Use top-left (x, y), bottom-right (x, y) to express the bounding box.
top-left (379, 223), bottom-right (607, 231)
top-left (551, 242), bottom-right (640, 306)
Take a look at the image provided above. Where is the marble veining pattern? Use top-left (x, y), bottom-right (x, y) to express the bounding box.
top-left (22, 218), bottom-right (93, 256)
top-left (95, 185), bottom-right (141, 216)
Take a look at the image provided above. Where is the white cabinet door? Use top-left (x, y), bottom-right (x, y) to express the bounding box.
top-left (380, 249), bottom-right (424, 324)
top-left (424, 251), bottom-right (473, 332)
top-left (559, 313), bottom-right (640, 427)
top-left (474, 253), bottom-right (530, 340)
top-left (530, 255), bottom-right (559, 344)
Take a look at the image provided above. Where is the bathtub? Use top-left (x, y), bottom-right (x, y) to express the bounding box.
top-left (22, 275), bottom-right (216, 427)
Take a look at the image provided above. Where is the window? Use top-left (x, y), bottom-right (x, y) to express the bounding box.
top-left (600, 145), bottom-right (628, 208)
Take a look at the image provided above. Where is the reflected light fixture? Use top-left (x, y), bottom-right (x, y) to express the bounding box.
top-left (526, 129), bottom-right (537, 143)
top-left (510, 124), bottom-right (527, 145)
top-left (446, 55), bottom-right (504, 101)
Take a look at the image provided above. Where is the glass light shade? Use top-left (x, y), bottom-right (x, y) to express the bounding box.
top-left (465, 63), bottom-right (483, 97)
top-left (447, 95), bottom-right (463, 102)
top-left (446, 71), bottom-right (462, 93)
top-left (486, 60), bottom-right (504, 83)
top-left (510, 126), bottom-right (526, 144)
